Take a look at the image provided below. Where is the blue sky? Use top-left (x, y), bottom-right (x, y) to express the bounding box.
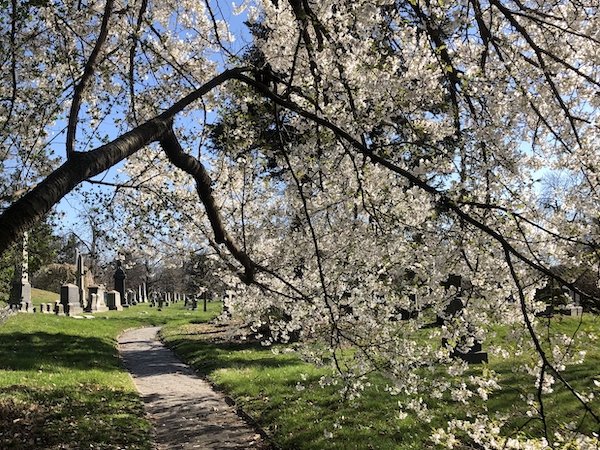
top-left (54, 1), bottom-right (251, 247)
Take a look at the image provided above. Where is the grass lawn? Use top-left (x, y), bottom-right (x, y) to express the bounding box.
top-left (161, 315), bottom-right (600, 450)
top-left (0, 291), bottom-right (221, 449)
top-left (2, 289), bottom-right (598, 449)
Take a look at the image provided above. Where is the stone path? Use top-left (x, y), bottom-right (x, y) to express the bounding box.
top-left (118, 327), bottom-right (265, 449)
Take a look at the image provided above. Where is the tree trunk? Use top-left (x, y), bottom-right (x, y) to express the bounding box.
top-left (0, 119), bottom-right (170, 254)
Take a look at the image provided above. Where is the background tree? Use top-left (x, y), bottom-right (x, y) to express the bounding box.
top-left (0, 215), bottom-right (61, 300)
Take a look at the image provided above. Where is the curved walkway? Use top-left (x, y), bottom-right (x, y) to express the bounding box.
top-left (118, 327), bottom-right (265, 449)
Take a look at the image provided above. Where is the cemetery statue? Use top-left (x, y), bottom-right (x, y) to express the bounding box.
top-left (76, 252), bottom-right (86, 308)
top-left (113, 260), bottom-right (126, 307)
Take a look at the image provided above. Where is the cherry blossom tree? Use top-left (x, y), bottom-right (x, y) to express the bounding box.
top-left (1, 0), bottom-right (599, 447)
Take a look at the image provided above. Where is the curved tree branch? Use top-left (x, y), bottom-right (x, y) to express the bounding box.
top-left (0, 68), bottom-right (248, 253)
top-left (158, 126), bottom-right (256, 284)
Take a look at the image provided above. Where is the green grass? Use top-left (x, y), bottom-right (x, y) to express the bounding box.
top-left (3, 291), bottom-right (598, 449)
top-left (30, 288), bottom-right (60, 306)
top-left (0, 299), bottom-right (221, 449)
top-left (161, 315), bottom-right (600, 449)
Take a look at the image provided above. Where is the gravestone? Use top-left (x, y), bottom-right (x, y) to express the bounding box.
top-left (61, 283), bottom-right (83, 316)
top-left (223, 290), bottom-right (235, 318)
top-left (149, 291), bottom-right (157, 307)
top-left (113, 261), bottom-right (126, 307)
top-left (86, 285), bottom-right (108, 312)
top-left (439, 275), bottom-right (488, 364)
top-left (128, 289), bottom-right (136, 305)
top-left (54, 301), bottom-right (66, 316)
top-left (106, 290), bottom-right (123, 311)
top-left (561, 304), bottom-right (583, 317)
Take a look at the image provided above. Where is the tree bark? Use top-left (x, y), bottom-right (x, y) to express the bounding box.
top-left (0, 119), bottom-right (169, 253)
top-left (159, 127), bottom-right (256, 283)
top-left (0, 68), bottom-right (246, 255)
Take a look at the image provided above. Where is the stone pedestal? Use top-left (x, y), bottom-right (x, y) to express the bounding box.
top-left (106, 290), bottom-right (123, 311)
top-left (61, 283), bottom-right (83, 316)
top-left (86, 286), bottom-right (108, 312)
top-left (452, 342), bottom-right (489, 364)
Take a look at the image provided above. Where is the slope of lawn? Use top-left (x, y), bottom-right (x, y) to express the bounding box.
top-left (0, 295), bottom-right (221, 449)
top-left (30, 288), bottom-right (60, 306)
top-left (161, 314), bottom-right (600, 450)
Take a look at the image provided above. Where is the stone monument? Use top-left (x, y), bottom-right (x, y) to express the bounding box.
top-left (114, 260), bottom-right (127, 307)
top-left (106, 290), bottom-right (123, 311)
top-left (61, 283), bottom-right (83, 316)
top-left (76, 252), bottom-right (86, 309)
top-left (10, 233), bottom-right (32, 312)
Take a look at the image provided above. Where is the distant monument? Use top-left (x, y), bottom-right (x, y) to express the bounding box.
top-left (76, 252), bottom-right (86, 308)
top-left (114, 260), bottom-right (126, 307)
top-left (10, 232), bottom-right (32, 312)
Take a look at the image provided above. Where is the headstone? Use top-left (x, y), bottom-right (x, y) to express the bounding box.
top-left (86, 285), bottom-right (108, 312)
top-left (61, 283), bottom-right (83, 316)
top-left (536, 304), bottom-right (554, 317)
top-left (127, 289), bottom-right (136, 305)
top-left (106, 290), bottom-right (123, 311)
top-left (113, 260), bottom-right (126, 307)
top-left (223, 290), bottom-right (235, 318)
top-left (561, 305), bottom-right (583, 317)
top-left (439, 276), bottom-right (488, 364)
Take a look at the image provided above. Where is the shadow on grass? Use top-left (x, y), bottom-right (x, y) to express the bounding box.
top-left (0, 385), bottom-right (151, 450)
top-left (167, 337), bottom-right (302, 377)
top-left (0, 332), bottom-right (119, 372)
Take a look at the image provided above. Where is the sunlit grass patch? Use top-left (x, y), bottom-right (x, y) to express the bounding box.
top-left (0, 300), bottom-right (222, 449)
top-left (162, 315), bottom-right (600, 449)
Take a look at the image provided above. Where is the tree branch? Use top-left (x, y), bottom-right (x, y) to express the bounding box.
top-left (158, 126), bottom-right (256, 284)
top-left (0, 68), bottom-right (248, 254)
top-left (66, 0), bottom-right (115, 158)
top-left (231, 73), bottom-right (599, 305)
